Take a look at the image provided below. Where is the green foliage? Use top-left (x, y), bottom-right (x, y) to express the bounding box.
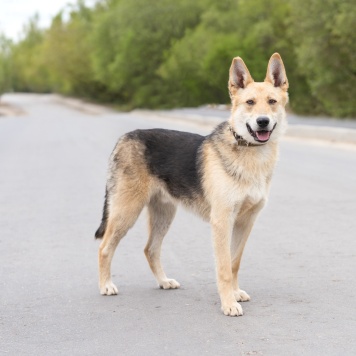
top-left (0, 34), bottom-right (12, 96)
top-left (159, 0), bottom-right (294, 106)
top-left (7, 0), bottom-right (356, 117)
top-left (289, 0), bottom-right (356, 117)
top-left (90, 0), bottom-right (203, 106)
top-left (11, 14), bottom-right (52, 93)
top-left (41, 1), bottom-right (102, 97)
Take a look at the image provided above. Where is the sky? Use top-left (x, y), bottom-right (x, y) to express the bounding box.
top-left (0, 0), bottom-right (95, 41)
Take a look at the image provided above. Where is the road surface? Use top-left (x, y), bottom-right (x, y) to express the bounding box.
top-left (1, 94), bottom-right (355, 355)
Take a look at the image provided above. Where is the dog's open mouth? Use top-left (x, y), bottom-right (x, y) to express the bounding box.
top-left (246, 123), bottom-right (277, 143)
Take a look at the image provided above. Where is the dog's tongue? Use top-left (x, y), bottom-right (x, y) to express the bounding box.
top-left (256, 131), bottom-right (271, 141)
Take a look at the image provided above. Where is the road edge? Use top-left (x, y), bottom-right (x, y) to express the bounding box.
top-left (131, 109), bottom-right (356, 146)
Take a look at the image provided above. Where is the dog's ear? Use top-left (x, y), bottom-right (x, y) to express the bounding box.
top-left (265, 53), bottom-right (288, 91)
top-left (229, 57), bottom-right (254, 94)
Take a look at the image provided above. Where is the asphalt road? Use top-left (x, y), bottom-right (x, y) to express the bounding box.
top-left (1, 94), bottom-right (355, 355)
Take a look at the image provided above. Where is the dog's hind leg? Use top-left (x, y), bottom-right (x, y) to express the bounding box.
top-left (231, 200), bottom-right (265, 302)
top-left (144, 193), bottom-right (179, 289)
top-left (98, 192), bottom-right (147, 295)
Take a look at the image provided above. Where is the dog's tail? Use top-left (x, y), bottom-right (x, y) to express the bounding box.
top-left (95, 188), bottom-right (109, 239)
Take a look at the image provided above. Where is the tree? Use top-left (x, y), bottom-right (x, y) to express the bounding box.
top-left (0, 34), bottom-right (12, 98)
top-left (5, 0), bottom-right (356, 117)
top-left (289, 0), bottom-right (356, 117)
top-left (90, 0), bottom-right (203, 107)
top-left (159, 0), bottom-right (297, 107)
top-left (11, 14), bottom-right (51, 92)
top-left (41, 1), bottom-right (102, 97)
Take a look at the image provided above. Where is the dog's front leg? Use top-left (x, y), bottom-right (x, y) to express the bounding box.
top-left (231, 200), bottom-right (265, 303)
top-left (211, 208), bottom-right (243, 316)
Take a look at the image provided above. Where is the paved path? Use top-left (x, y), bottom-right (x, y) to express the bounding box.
top-left (1, 94), bottom-right (355, 355)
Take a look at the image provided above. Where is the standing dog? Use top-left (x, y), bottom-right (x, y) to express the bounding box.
top-left (95, 53), bottom-right (289, 316)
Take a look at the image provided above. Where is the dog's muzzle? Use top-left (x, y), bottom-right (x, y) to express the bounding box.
top-left (246, 122), bottom-right (277, 143)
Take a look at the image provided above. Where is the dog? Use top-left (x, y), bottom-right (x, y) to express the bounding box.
top-left (95, 53), bottom-right (289, 316)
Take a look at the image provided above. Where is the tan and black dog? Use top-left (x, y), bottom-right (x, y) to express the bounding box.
top-left (95, 53), bottom-right (289, 316)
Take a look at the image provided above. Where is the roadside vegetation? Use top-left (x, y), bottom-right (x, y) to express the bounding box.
top-left (0, 0), bottom-right (355, 117)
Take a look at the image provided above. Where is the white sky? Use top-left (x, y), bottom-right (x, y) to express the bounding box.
top-left (0, 0), bottom-right (96, 41)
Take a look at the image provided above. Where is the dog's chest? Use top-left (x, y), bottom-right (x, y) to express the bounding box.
top-left (205, 145), bottom-right (277, 206)
top-left (225, 162), bottom-right (270, 205)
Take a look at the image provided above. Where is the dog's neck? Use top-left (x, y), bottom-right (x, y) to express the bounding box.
top-left (228, 125), bottom-right (262, 147)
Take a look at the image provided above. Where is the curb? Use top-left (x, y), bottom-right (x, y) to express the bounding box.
top-left (50, 94), bottom-right (113, 115)
top-left (131, 109), bottom-right (356, 146)
top-left (27, 95), bottom-right (356, 146)
top-left (285, 125), bottom-right (356, 145)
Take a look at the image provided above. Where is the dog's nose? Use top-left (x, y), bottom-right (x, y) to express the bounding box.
top-left (256, 116), bottom-right (270, 128)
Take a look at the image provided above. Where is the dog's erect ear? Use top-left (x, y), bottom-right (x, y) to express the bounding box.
top-left (265, 53), bottom-right (288, 91)
top-left (229, 57), bottom-right (254, 93)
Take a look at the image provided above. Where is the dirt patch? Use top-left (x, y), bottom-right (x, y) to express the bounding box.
top-left (0, 101), bottom-right (25, 117)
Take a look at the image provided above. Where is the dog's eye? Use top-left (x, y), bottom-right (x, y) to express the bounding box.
top-left (246, 100), bottom-right (255, 105)
top-left (268, 99), bottom-right (277, 104)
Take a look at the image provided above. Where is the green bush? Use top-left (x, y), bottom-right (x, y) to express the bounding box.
top-left (90, 0), bottom-right (203, 107)
top-left (0, 34), bottom-right (12, 96)
top-left (41, 2), bottom-right (102, 97)
top-left (289, 0), bottom-right (356, 117)
top-left (159, 0), bottom-right (295, 107)
top-left (7, 0), bottom-right (356, 117)
top-left (11, 15), bottom-right (52, 93)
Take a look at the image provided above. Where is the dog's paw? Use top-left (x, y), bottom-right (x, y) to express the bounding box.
top-left (234, 289), bottom-right (250, 302)
top-left (221, 301), bottom-right (243, 317)
top-left (100, 281), bottom-right (118, 295)
top-left (159, 278), bottom-right (180, 290)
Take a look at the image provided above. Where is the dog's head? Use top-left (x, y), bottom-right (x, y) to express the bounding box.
top-left (228, 53), bottom-right (289, 145)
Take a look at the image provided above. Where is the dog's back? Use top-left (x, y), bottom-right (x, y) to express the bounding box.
top-left (126, 129), bottom-right (205, 199)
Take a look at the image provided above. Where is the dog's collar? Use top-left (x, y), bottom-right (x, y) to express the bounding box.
top-left (228, 125), bottom-right (261, 147)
